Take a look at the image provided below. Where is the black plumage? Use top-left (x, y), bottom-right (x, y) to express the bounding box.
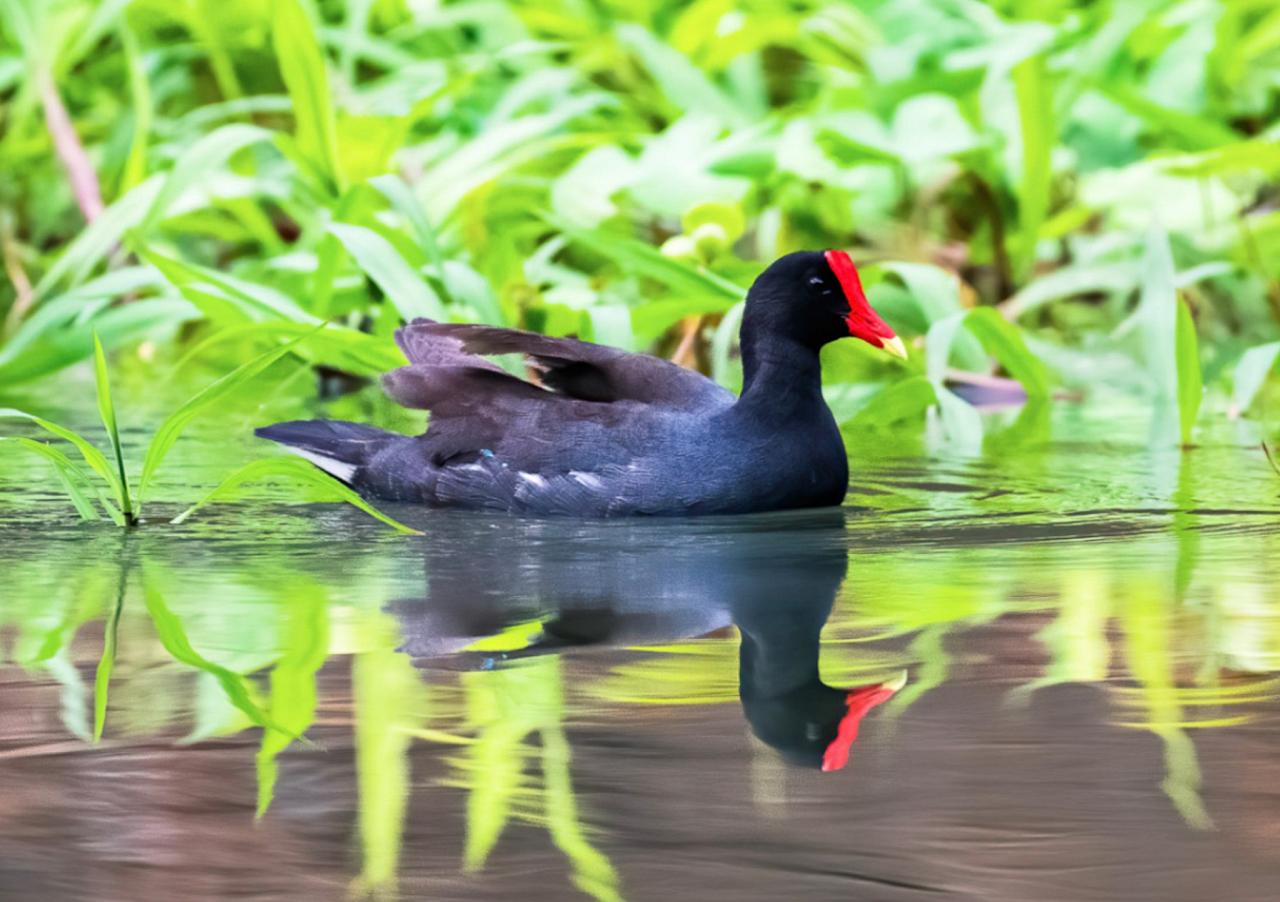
top-left (256, 250), bottom-right (905, 516)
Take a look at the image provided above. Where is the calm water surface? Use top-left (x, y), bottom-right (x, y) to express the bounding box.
top-left (2, 374), bottom-right (1280, 901)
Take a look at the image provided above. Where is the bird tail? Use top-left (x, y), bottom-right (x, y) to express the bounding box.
top-left (254, 420), bottom-right (395, 485)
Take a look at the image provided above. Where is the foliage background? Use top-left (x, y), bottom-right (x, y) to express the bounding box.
top-left (2, 0), bottom-right (1280, 451)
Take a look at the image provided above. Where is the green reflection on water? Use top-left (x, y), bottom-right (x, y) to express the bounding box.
top-left (2, 395), bottom-right (1280, 898)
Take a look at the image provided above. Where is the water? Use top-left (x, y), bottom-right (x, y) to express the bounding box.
top-left (2, 372), bottom-right (1280, 900)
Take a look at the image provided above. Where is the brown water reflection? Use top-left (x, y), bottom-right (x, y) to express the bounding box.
top-left (2, 430), bottom-right (1280, 900)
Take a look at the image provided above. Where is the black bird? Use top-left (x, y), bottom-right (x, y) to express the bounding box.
top-left (257, 250), bottom-right (906, 516)
top-left (390, 511), bottom-right (905, 770)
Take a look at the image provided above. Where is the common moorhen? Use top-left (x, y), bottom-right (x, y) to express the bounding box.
top-left (257, 250), bottom-right (905, 515)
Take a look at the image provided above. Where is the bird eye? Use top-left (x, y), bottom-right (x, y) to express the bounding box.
top-left (808, 276), bottom-right (824, 286)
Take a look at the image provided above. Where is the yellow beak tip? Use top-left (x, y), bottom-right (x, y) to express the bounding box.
top-left (882, 670), bottom-right (909, 692)
top-left (882, 336), bottom-right (908, 360)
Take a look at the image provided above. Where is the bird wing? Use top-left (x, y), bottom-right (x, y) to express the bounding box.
top-left (388, 319), bottom-right (733, 410)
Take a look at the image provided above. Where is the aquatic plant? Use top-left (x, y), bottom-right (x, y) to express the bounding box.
top-left (1, 0), bottom-right (1277, 453)
top-left (0, 332), bottom-right (417, 531)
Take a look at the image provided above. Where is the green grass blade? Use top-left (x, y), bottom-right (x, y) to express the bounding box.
top-left (137, 333), bottom-right (311, 500)
top-left (371, 174), bottom-right (451, 300)
top-left (1012, 54), bottom-right (1053, 281)
top-left (93, 575), bottom-right (126, 742)
top-left (1232, 340), bottom-right (1280, 415)
top-left (0, 409), bottom-right (120, 498)
top-left (118, 22), bottom-right (152, 194)
top-left (1174, 298), bottom-right (1203, 446)
top-left (93, 334), bottom-right (133, 521)
top-left (256, 583), bottom-right (329, 817)
top-left (33, 177), bottom-right (163, 300)
top-left (352, 613), bottom-right (425, 894)
top-left (963, 308), bottom-right (1052, 399)
top-left (138, 124), bottom-right (272, 234)
top-left (171, 457), bottom-right (422, 534)
top-left (173, 321), bottom-right (401, 377)
top-left (141, 248), bottom-right (318, 324)
top-left (141, 574), bottom-right (273, 730)
top-left (0, 437), bottom-right (101, 520)
top-left (327, 223), bottom-right (447, 322)
top-left (272, 0), bottom-right (343, 191)
top-left (847, 377), bottom-right (939, 429)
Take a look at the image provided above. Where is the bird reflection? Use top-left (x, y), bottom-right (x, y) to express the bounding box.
top-left (390, 508), bottom-right (903, 770)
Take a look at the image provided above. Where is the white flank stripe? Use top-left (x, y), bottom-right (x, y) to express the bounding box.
top-left (290, 447), bottom-right (357, 482)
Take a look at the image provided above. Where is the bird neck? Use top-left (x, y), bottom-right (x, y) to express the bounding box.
top-left (737, 330), bottom-right (825, 412)
top-left (736, 608), bottom-right (825, 699)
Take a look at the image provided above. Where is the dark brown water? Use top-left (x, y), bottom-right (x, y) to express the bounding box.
top-left (3, 379), bottom-right (1280, 901)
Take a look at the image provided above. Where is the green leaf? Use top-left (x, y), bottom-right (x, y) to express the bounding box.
top-left (256, 584), bottom-right (329, 817)
top-left (0, 437), bottom-right (101, 521)
top-left (1098, 82), bottom-right (1238, 150)
top-left (847, 377), bottom-right (939, 429)
top-left (141, 574), bottom-right (274, 730)
top-left (1232, 341), bottom-right (1280, 415)
top-left (272, 0), bottom-right (342, 191)
top-left (371, 174), bottom-right (450, 298)
top-left (138, 334), bottom-right (312, 501)
top-left (0, 409), bottom-right (121, 499)
top-left (961, 308), bottom-right (1052, 399)
top-left (93, 580), bottom-right (124, 742)
top-left (93, 334), bottom-right (133, 521)
top-left (118, 22), bottom-right (152, 193)
top-left (139, 124), bottom-right (272, 234)
top-left (615, 24), bottom-right (748, 126)
top-left (0, 297), bottom-right (196, 385)
top-left (1013, 54), bottom-right (1053, 280)
top-left (327, 222), bottom-right (447, 321)
top-left (173, 321), bottom-right (402, 377)
top-left (551, 219), bottom-right (744, 302)
top-left (935, 386), bottom-right (984, 451)
top-left (33, 176), bottom-right (163, 299)
top-left (171, 456), bottom-right (422, 535)
top-left (923, 307), bottom-right (1050, 445)
top-left (1174, 297), bottom-right (1202, 445)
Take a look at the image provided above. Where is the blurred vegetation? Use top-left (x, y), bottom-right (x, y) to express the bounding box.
top-left (1, 0), bottom-right (1279, 452)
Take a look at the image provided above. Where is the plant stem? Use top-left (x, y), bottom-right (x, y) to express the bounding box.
top-left (38, 69), bottom-right (103, 224)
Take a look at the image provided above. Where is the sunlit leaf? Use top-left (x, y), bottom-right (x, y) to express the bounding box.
top-left (139, 334), bottom-right (311, 500)
top-left (92, 334), bottom-right (133, 521)
top-left (1013, 54), bottom-right (1053, 279)
top-left (0, 409), bottom-right (121, 499)
top-left (1232, 341), bottom-right (1280, 415)
top-left (327, 222), bottom-right (447, 321)
top-left (257, 584), bottom-right (330, 817)
top-left (141, 574), bottom-right (275, 731)
top-left (1174, 298), bottom-right (1202, 445)
top-left (272, 0), bottom-right (343, 191)
top-left (0, 437), bottom-right (102, 521)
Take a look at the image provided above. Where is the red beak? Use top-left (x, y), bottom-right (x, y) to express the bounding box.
top-left (823, 250), bottom-right (907, 359)
top-left (820, 674), bottom-right (906, 772)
